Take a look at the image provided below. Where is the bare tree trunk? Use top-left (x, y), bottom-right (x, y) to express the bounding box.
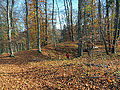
top-left (0, 15), bottom-right (4, 54)
top-left (91, 0), bottom-right (94, 42)
top-left (66, 0), bottom-right (71, 41)
top-left (34, 1), bottom-right (37, 48)
top-left (1, 44), bottom-right (4, 54)
top-left (83, 0), bottom-right (87, 36)
top-left (91, 0), bottom-right (94, 58)
top-left (78, 0), bottom-right (83, 57)
top-left (98, 0), bottom-right (109, 55)
top-left (20, 43), bottom-right (22, 51)
top-left (112, 0), bottom-right (119, 53)
top-left (52, 0), bottom-right (56, 49)
top-left (23, 42), bottom-right (26, 50)
top-left (103, 5), bottom-right (106, 36)
top-left (55, 0), bottom-right (62, 30)
top-left (7, 0), bottom-right (14, 57)
top-left (70, 0), bottom-right (74, 41)
top-left (106, 0), bottom-right (111, 51)
top-left (45, 0), bottom-right (48, 45)
top-left (117, 17), bottom-right (120, 38)
top-left (64, 0), bottom-right (71, 41)
top-left (18, 43), bottom-right (20, 51)
top-left (111, 4), bottom-right (114, 47)
top-left (36, 0), bottom-right (41, 53)
top-left (14, 42), bottom-right (17, 52)
top-left (11, 0), bottom-right (15, 53)
top-left (11, 0), bottom-right (14, 29)
top-left (25, 0), bottom-right (30, 50)
top-left (33, 40), bottom-right (35, 48)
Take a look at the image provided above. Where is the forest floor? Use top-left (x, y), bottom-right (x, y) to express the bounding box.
top-left (0, 41), bottom-right (119, 89)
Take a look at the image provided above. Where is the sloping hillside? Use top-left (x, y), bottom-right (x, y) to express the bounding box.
top-left (0, 41), bottom-right (119, 89)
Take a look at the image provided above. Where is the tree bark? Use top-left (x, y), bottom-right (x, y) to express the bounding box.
top-left (34, 1), bottom-right (37, 48)
top-left (98, 0), bottom-right (109, 55)
top-left (83, 0), bottom-right (87, 36)
top-left (36, 0), bottom-right (41, 53)
top-left (25, 0), bottom-right (30, 50)
top-left (91, 0), bottom-right (94, 42)
top-left (112, 0), bottom-right (119, 53)
top-left (110, 4), bottom-right (114, 45)
top-left (55, 0), bottom-right (62, 30)
top-left (70, 0), bottom-right (74, 41)
top-left (45, 0), bottom-right (48, 45)
top-left (117, 17), bottom-right (120, 38)
top-left (11, 0), bottom-right (14, 29)
top-left (0, 15), bottom-right (4, 54)
top-left (7, 0), bottom-right (14, 57)
top-left (106, 0), bottom-right (111, 51)
top-left (14, 42), bottom-right (17, 52)
top-left (64, 0), bottom-right (71, 41)
top-left (52, 0), bottom-right (56, 49)
top-left (78, 0), bottom-right (83, 57)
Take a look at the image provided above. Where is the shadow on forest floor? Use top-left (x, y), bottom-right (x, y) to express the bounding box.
top-left (0, 42), bottom-right (79, 65)
top-left (0, 50), bottom-right (50, 65)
